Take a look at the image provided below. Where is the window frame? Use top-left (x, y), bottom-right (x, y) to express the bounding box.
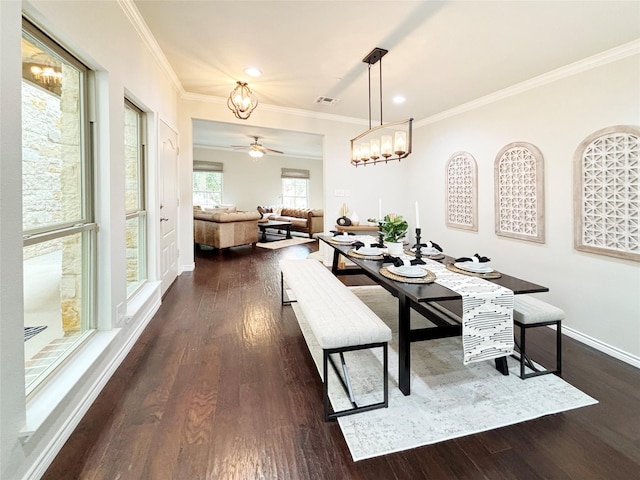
top-left (281, 168), bottom-right (310, 209)
top-left (193, 163), bottom-right (223, 208)
top-left (124, 99), bottom-right (148, 298)
top-left (22, 18), bottom-right (96, 396)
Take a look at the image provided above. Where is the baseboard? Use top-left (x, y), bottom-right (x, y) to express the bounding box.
top-left (562, 325), bottom-right (640, 369)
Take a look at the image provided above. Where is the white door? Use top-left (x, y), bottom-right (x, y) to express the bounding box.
top-left (159, 121), bottom-right (179, 294)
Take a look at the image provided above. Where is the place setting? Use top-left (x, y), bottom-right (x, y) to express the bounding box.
top-left (447, 253), bottom-right (502, 279)
top-left (405, 240), bottom-right (445, 260)
top-left (378, 254), bottom-right (436, 284)
top-left (327, 230), bottom-right (358, 245)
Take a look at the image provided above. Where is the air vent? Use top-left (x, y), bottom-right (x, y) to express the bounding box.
top-left (314, 96), bottom-right (340, 106)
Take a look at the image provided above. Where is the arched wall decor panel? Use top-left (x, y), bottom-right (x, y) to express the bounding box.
top-left (574, 125), bottom-right (640, 262)
top-left (445, 151), bottom-right (478, 231)
top-left (494, 142), bottom-right (545, 243)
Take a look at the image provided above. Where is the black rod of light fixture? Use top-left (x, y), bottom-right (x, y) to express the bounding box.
top-left (362, 47), bottom-right (388, 130)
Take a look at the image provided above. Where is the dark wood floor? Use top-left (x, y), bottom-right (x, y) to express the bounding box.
top-left (43, 242), bottom-right (640, 479)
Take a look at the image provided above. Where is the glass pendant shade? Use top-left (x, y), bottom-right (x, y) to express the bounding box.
top-left (360, 142), bottom-right (370, 162)
top-left (370, 138), bottom-right (380, 160)
top-left (394, 131), bottom-right (407, 155)
top-left (381, 135), bottom-right (393, 158)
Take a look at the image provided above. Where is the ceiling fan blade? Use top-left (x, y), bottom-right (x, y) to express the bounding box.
top-left (263, 147), bottom-right (284, 154)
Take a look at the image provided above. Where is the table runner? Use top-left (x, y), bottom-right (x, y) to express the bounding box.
top-left (423, 259), bottom-right (514, 365)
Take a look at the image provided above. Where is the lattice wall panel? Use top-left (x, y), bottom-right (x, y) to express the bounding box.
top-left (445, 152), bottom-right (477, 231)
top-left (494, 142), bottom-right (545, 243)
top-left (574, 125), bottom-right (640, 262)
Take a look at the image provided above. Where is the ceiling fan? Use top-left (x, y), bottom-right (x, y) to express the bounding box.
top-left (231, 136), bottom-right (284, 158)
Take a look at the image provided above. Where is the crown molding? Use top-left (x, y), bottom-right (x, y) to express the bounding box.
top-left (117, 0), bottom-right (185, 95)
top-left (416, 39), bottom-right (640, 128)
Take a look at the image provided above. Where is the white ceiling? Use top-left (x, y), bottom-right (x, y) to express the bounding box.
top-left (134, 0), bottom-right (640, 158)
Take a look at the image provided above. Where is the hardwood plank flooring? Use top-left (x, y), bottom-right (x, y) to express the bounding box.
top-left (43, 242), bottom-right (640, 479)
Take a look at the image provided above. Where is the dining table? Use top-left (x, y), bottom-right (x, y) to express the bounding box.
top-left (319, 235), bottom-right (549, 396)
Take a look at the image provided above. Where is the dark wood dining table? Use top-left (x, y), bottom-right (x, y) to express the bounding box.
top-left (319, 236), bottom-right (549, 396)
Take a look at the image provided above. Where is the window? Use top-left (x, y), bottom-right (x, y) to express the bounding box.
top-left (281, 168), bottom-right (309, 208)
top-left (22, 20), bottom-right (95, 394)
top-left (193, 161), bottom-right (223, 208)
top-left (124, 100), bottom-right (147, 296)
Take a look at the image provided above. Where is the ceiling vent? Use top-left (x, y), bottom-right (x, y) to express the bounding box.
top-left (314, 96), bottom-right (340, 106)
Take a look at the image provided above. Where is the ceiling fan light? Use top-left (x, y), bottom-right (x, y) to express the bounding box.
top-left (249, 149), bottom-right (264, 158)
top-left (228, 81), bottom-right (258, 120)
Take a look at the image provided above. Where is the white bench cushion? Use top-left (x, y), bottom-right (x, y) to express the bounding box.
top-left (281, 259), bottom-right (392, 349)
top-left (514, 295), bottom-right (565, 324)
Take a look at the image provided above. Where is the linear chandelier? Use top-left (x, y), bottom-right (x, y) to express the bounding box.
top-left (351, 47), bottom-right (413, 167)
top-left (227, 81), bottom-right (258, 120)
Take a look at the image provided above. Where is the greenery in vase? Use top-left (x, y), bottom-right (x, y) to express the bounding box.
top-left (379, 214), bottom-right (408, 243)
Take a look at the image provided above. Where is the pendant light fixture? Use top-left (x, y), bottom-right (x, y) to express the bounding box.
top-left (227, 81), bottom-right (258, 120)
top-left (350, 47), bottom-right (413, 167)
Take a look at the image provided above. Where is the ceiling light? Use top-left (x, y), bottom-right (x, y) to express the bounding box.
top-left (227, 81), bottom-right (258, 120)
top-left (393, 95), bottom-right (406, 104)
top-left (350, 48), bottom-right (413, 167)
top-left (249, 148), bottom-right (264, 158)
top-left (244, 67), bottom-right (262, 77)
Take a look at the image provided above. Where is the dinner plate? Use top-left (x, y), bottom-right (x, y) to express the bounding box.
top-left (454, 262), bottom-right (493, 273)
top-left (411, 247), bottom-right (441, 255)
top-left (388, 265), bottom-right (428, 278)
top-left (358, 247), bottom-right (381, 256)
top-left (333, 235), bottom-right (354, 243)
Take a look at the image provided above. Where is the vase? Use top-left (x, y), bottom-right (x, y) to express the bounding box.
top-left (386, 241), bottom-right (403, 256)
top-left (351, 211), bottom-right (360, 225)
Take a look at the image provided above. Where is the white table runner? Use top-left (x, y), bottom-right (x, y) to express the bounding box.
top-left (423, 259), bottom-right (514, 365)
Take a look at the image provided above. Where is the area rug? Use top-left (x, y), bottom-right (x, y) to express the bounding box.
top-left (290, 285), bottom-right (598, 461)
top-left (256, 237), bottom-right (316, 249)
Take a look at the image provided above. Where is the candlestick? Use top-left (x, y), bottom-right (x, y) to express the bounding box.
top-left (378, 198), bottom-right (382, 220)
top-left (377, 220), bottom-right (385, 247)
top-left (414, 227), bottom-right (422, 260)
top-left (415, 201), bottom-right (420, 228)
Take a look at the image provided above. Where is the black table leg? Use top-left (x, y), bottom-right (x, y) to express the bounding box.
top-left (285, 225), bottom-right (292, 239)
top-left (259, 227), bottom-right (267, 242)
top-left (495, 356), bottom-right (509, 375)
top-left (398, 293), bottom-right (411, 395)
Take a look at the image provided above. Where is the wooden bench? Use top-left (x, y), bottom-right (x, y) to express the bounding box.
top-left (280, 258), bottom-right (392, 421)
top-left (513, 295), bottom-right (564, 379)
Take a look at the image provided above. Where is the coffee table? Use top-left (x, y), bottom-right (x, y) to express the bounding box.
top-left (258, 220), bottom-right (292, 242)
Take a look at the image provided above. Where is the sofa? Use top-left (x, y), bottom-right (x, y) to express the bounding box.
top-left (257, 206), bottom-right (324, 238)
top-left (194, 206), bottom-right (261, 249)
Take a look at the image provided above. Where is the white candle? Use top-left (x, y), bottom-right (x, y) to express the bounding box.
top-left (378, 198), bottom-right (382, 220)
top-left (415, 201), bottom-right (420, 228)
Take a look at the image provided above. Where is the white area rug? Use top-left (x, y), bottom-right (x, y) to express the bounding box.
top-left (290, 285), bottom-right (598, 461)
top-left (257, 237), bottom-right (316, 249)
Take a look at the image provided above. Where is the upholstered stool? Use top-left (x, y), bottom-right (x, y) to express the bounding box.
top-left (513, 296), bottom-right (564, 379)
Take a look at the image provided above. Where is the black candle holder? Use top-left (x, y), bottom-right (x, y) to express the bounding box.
top-left (377, 221), bottom-right (385, 247)
top-left (414, 227), bottom-right (422, 261)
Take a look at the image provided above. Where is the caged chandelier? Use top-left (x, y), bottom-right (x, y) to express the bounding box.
top-left (351, 47), bottom-right (413, 167)
top-left (227, 81), bottom-right (258, 120)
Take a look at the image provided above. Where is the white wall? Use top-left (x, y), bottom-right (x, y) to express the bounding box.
top-left (192, 147), bottom-right (324, 211)
top-left (1, 2), bottom-right (179, 479)
top-left (408, 54), bottom-right (640, 362)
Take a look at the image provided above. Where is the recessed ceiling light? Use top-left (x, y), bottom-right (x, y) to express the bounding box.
top-left (244, 67), bottom-right (262, 77)
top-left (393, 95), bottom-right (406, 104)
